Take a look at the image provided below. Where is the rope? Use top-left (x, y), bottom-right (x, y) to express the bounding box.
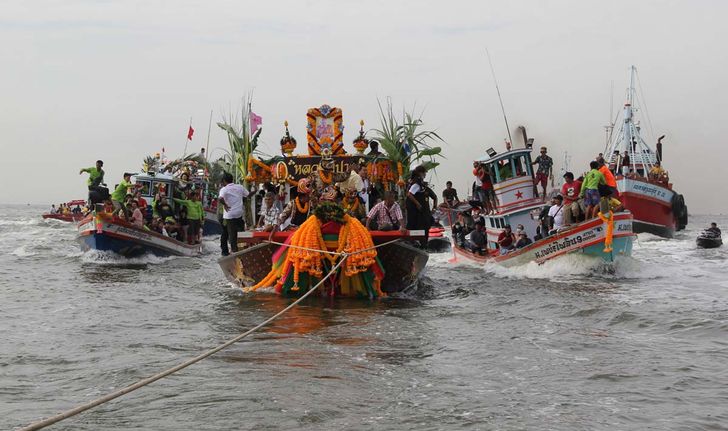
top-left (262, 237), bottom-right (402, 255)
top-left (18, 256), bottom-right (349, 431)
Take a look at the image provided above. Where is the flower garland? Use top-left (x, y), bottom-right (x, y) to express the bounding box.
top-left (318, 168), bottom-right (333, 184)
top-left (396, 162), bottom-right (405, 187)
top-left (342, 198), bottom-right (360, 214)
top-left (295, 196), bottom-right (310, 214)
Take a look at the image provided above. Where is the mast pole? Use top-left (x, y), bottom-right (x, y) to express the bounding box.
top-left (485, 49), bottom-right (513, 147)
top-left (204, 109), bottom-right (213, 165)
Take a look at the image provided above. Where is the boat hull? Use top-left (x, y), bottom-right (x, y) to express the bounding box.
top-left (617, 177), bottom-right (685, 238)
top-left (218, 230), bottom-right (429, 297)
top-left (202, 209), bottom-right (223, 236)
top-left (453, 212), bottom-right (635, 267)
top-left (77, 215), bottom-right (202, 257)
top-left (42, 213), bottom-right (84, 222)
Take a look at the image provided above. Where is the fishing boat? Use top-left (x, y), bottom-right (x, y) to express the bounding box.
top-left (696, 229), bottom-right (722, 249)
top-left (42, 199), bottom-right (87, 222)
top-left (450, 140), bottom-right (634, 267)
top-left (603, 66), bottom-right (688, 238)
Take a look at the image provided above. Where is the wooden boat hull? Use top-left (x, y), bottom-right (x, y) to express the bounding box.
top-left (77, 215), bottom-right (202, 257)
top-left (218, 230), bottom-right (429, 297)
top-left (453, 212), bottom-right (635, 267)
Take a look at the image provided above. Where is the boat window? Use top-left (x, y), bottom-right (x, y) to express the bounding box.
top-left (153, 182), bottom-right (169, 197)
top-left (497, 159), bottom-right (514, 181)
top-left (512, 155), bottom-right (530, 177)
top-left (489, 218), bottom-right (495, 228)
top-left (136, 181), bottom-right (151, 197)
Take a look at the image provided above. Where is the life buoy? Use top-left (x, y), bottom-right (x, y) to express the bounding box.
top-left (429, 227), bottom-right (444, 237)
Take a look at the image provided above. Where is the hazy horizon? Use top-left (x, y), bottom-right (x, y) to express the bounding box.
top-left (2, 0), bottom-right (724, 214)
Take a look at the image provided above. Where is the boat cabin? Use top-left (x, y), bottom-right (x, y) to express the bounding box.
top-left (472, 147), bottom-right (546, 251)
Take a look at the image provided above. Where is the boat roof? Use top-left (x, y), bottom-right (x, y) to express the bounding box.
top-left (474, 147), bottom-right (532, 164)
top-left (133, 172), bottom-right (176, 182)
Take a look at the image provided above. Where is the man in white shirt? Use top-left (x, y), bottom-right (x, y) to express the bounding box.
top-left (218, 172), bottom-right (250, 255)
top-left (547, 195), bottom-right (565, 235)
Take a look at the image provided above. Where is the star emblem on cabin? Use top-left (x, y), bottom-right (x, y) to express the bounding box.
top-left (515, 191), bottom-right (524, 200)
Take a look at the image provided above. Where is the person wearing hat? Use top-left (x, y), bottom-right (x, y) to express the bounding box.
top-left (515, 231), bottom-right (532, 249)
top-left (163, 216), bottom-right (181, 240)
top-left (111, 172), bottom-right (134, 212)
top-left (467, 218), bottom-right (487, 254)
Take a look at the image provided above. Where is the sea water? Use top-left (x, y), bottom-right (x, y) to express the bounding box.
top-left (1, 205), bottom-right (727, 430)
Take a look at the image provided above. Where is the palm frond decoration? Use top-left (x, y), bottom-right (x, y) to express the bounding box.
top-left (217, 93), bottom-right (262, 185)
top-left (371, 98), bottom-right (445, 184)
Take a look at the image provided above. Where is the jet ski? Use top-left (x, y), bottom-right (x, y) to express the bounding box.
top-left (696, 229), bottom-right (722, 249)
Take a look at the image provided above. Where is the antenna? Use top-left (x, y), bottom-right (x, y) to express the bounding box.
top-left (486, 49), bottom-right (513, 147)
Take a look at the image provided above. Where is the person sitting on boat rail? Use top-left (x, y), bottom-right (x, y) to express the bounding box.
top-left (561, 172), bottom-right (582, 225)
top-left (442, 181), bottom-right (460, 208)
top-left (365, 191), bottom-right (405, 232)
top-left (548, 195), bottom-right (565, 234)
top-left (598, 159), bottom-right (618, 197)
top-left (497, 224), bottom-right (516, 255)
top-left (579, 161), bottom-right (606, 219)
top-left (532, 146), bottom-right (554, 199)
top-left (256, 192), bottom-right (280, 232)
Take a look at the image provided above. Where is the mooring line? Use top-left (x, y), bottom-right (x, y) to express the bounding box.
top-left (18, 256), bottom-right (349, 431)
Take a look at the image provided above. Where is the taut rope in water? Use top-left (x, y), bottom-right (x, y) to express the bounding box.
top-left (19, 256), bottom-right (350, 431)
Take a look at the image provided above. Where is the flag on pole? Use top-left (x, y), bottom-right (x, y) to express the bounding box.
top-left (187, 126), bottom-right (195, 140)
top-left (249, 111), bottom-right (262, 134)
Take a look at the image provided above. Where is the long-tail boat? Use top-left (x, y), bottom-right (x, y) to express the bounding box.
top-left (217, 103), bottom-right (434, 298)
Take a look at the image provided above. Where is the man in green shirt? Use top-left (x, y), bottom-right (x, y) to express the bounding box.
top-left (173, 192), bottom-right (204, 244)
top-left (111, 173), bottom-right (133, 211)
top-left (79, 160), bottom-right (105, 190)
top-left (579, 161), bottom-right (606, 219)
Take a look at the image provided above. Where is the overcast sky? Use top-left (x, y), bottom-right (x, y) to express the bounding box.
top-left (2, 0), bottom-right (725, 213)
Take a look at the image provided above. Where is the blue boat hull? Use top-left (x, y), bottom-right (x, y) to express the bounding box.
top-left (78, 232), bottom-right (173, 257)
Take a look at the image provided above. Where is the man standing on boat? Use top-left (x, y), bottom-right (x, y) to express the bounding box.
top-left (532, 147), bottom-right (553, 199)
top-left (110, 172), bottom-right (133, 212)
top-left (219, 172), bottom-right (249, 256)
top-left (79, 160), bottom-right (105, 190)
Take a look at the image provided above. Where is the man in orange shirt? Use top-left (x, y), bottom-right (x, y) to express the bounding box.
top-left (598, 158), bottom-right (618, 197)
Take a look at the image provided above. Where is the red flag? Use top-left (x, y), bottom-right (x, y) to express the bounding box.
top-left (187, 126), bottom-right (194, 140)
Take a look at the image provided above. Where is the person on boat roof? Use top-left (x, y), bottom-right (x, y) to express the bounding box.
top-left (256, 191), bottom-right (281, 232)
top-left (497, 224), bottom-right (516, 255)
top-left (442, 181), bottom-right (460, 208)
top-left (648, 161), bottom-right (666, 181)
top-left (580, 161), bottom-right (606, 219)
top-left (279, 179), bottom-right (312, 229)
top-left (532, 146), bottom-right (554, 199)
top-left (111, 173), bottom-right (134, 212)
top-left (79, 160), bottom-right (105, 189)
top-left (366, 191), bottom-right (405, 232)
top-left (368, 140), bottom-right (382, 157)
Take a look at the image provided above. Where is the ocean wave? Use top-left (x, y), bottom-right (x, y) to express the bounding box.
top-left (80, 249), bottom-right (177, 265)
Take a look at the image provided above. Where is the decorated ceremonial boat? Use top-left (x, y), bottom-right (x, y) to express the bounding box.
top-left (42, 200), bottom-right (87, 222)
top-left (215, 103), bottom-right (440, 298)
top-left (450, 137), bottom-right (634, 267)
top-left (603, 66), bottom-right (687, 238)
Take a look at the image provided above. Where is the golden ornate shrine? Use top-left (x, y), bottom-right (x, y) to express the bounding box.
top-left (306, 104), bottom-right (344, 156)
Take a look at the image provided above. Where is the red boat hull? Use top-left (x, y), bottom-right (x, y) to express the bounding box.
top-left (616, 177), bottom-right (685, 238)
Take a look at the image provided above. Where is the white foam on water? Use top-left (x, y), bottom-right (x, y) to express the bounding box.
top-left (80, 249), bottom-right (176, 265)
top-left (10, 245), bottom-right (37, 257)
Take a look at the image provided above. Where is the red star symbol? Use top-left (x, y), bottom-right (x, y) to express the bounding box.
top-left (515, 191), bottom-right (524, 199)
